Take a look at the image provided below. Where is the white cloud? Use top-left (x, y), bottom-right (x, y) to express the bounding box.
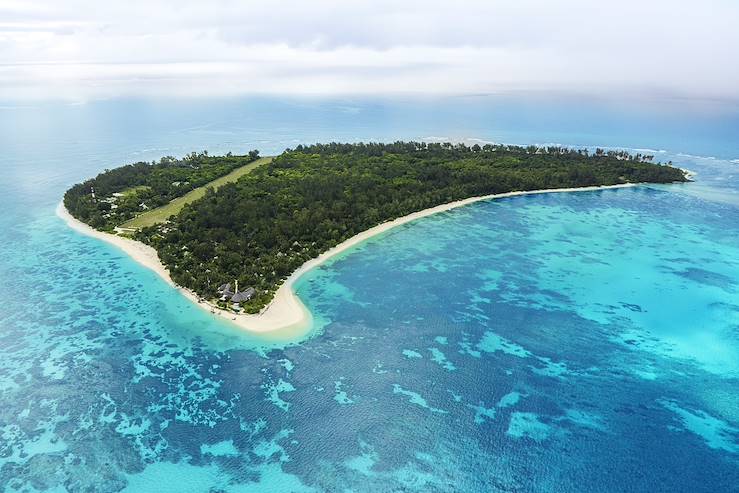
top-left (0, 0), bottom-right (738, 101)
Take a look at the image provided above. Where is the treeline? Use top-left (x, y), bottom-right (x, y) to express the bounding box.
top-left (289, 141), bottom-right (662, 163)
top-left (132, 143), bottom-right (686, 313)
top-left (64, 150), bottom-right (260, 230)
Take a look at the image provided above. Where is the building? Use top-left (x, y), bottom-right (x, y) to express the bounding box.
top-left (217, 282), bottom-right (233, 301)
top-left (231, 287), bottom-right (256, 303)
top-left (217, 281), bottom-right (255, 304)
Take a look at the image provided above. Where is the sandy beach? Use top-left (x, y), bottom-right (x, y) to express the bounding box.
top-left (680, 168), bottom-right (697, 180)
top-left (57, 183), bottom-right (636, 336)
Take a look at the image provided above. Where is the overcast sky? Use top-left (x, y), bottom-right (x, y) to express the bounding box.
top-left (2, 0), bottom-right (738, 102)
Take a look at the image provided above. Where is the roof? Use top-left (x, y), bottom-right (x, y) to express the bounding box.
top-left (231, 287), bottom-right (256, 303)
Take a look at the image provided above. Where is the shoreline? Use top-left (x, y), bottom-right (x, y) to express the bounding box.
top-left (56, 202), bottom-right (313, 338)
top-left (679, 167), bottom-right (697, 180)
top-left (57, 183), bottom-right (637, 336)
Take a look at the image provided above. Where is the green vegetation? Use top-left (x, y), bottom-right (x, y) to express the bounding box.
top-left (64, 150), bottom-right (261, 231)
top-left (65, 142), bottom-right (686, 313)
top-left (119, 185), bottom-right (152, 197)
top-left (99, 141), bottom-right (684, 313)
top-left (120, 156), bottom-right (272, 230)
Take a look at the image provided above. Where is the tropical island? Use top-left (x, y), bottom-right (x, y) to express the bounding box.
top-left (61, 142), bottom-right (687, 334)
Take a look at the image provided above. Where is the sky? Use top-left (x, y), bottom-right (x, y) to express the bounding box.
top-left (1, 0), bottom-right (738, 102)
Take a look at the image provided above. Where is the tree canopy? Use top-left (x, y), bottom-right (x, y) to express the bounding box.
top-left (64, 151), bottom-right (260, 231)
top-left (87, 141), bottom-right (687, 313)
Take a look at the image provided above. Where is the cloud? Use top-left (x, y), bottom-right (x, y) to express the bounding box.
top-left (1, 0), bottom-right (738, 101)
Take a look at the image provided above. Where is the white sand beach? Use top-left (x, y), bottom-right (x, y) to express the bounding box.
top-left (57, 183), bottom-right (635, 336)
top-left (680, 168), bottom-right (697, 180)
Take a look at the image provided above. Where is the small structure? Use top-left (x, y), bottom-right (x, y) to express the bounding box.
top-left (217, 282), bottom-right (233, 301)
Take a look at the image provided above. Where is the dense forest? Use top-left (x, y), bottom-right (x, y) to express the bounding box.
top-left (64, 150), bottom-right (260, 230)
top-left (116, 142), bottom-right (686, 313)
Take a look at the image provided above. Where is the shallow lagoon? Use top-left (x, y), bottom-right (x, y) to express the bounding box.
top-left (0, 98), bottom-right (738, 492)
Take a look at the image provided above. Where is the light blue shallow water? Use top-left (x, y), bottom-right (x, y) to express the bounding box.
top-left (0, 97), bottom-right (738, 492)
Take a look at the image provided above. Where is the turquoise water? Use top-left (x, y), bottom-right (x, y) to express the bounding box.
top-left (0, 97), bottom-right (738, 492)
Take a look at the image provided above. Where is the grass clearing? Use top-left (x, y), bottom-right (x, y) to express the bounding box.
top-left (119, 156), bottom-right (272, 230)
top-left (119, 185), bottom-right (152, 197)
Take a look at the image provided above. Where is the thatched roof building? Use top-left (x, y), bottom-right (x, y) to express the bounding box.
top-left (231, 287), bottom-right (256, 303)
top-left (217, 281), bottom-right (255, 303)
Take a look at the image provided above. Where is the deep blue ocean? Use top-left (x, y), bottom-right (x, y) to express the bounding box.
top-left (0, 96), bottom-right (738, 492)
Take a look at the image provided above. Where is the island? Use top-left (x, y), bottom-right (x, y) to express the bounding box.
top-left (60, 142), bottom-right (688, 336)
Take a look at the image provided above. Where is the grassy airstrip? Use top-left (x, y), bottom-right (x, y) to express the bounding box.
top-left (118, 156), bottom-right (272, 231)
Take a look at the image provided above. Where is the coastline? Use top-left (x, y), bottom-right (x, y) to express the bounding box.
top-left (56, 202), bottom-right (313, 337)
top-left (57, 183), bottom-right (637, 336)
top-left (679, 167), bottom-right (697, 180)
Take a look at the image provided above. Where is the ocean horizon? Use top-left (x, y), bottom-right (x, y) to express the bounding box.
top-left (1, 96), bottom-right (738, 492)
